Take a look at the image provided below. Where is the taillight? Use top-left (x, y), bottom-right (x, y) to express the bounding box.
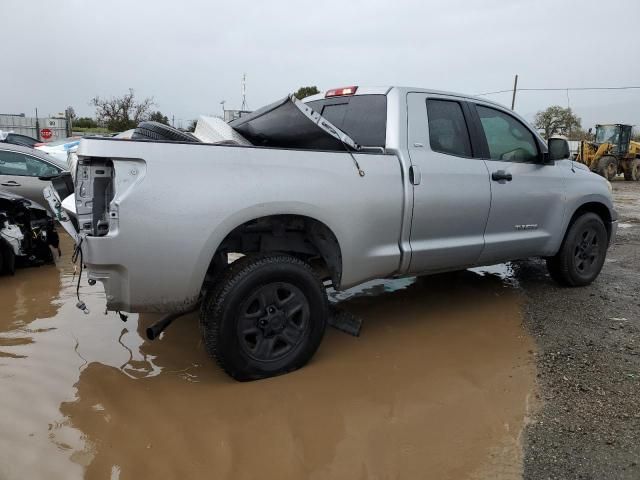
top-left (325, 86), bottom-right (358, 97)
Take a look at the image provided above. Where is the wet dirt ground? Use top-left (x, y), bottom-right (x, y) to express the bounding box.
top-left (1, 234), bottom-right (535, 479)
top-left (520, 180), bottom-right (640, 479)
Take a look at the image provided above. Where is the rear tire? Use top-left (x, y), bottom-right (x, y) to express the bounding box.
top-left (546, 213), bottom-right (608, 287)
top-left (597, 156), bottom-right (618, 180)
top-left (0, 241), bottom-right (16, 275)
top-left (623, 158), bottom-right (640, 181)
top-left (200, 253), bottom-right (328, 381)
top-left (132, 121), bottom-right (200, 143)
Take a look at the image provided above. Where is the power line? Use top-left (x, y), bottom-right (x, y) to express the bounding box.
top-left (476, 85), bottom-right (640, 96)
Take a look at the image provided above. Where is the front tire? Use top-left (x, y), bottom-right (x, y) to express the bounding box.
top-left (623, 158), bottom-right (640, 181)
top-left (200, 253), bottom-right (328, 381)
top-left (546, 213), bottom-right (608, 287)
top-left (0, 241), bottom-right (16, 275)
top-left (597, 156), bottom-right (618, 180)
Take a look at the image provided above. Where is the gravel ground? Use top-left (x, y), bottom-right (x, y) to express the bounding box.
top-left (521, 181), bottom-right (640, 479)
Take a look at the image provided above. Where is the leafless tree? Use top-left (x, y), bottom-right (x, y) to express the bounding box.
top-left (91, 89), bottom-right (155, 131)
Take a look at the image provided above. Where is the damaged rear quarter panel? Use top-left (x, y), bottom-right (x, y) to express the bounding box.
top-left (79, 138), bottom-right (404, 313)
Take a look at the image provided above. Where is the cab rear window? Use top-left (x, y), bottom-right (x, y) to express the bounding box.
top-left (306, 95), bottom-right (387, 147)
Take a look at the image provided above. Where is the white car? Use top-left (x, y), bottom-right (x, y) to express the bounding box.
top-left (35, 137), bottom-right (81, 163)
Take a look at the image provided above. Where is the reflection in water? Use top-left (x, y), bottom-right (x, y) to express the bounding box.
top-left (0, 234), bottom-right (535, 480)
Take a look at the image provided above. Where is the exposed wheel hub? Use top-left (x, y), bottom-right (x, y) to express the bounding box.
top-left (258, 305), bottom-right (287, 337)
top-left (574, 227), bottom-right (599, 273)
top-left (237, 282), bottom-right (310, 362)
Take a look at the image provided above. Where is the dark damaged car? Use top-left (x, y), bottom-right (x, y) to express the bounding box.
top-left (0, 190), bottom-right (59, 274)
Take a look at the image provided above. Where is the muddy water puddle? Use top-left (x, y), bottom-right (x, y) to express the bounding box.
top-left (1, 234), bottom-right (535, 479)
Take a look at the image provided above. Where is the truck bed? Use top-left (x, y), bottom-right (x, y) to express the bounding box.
top-left (74, 138), bottom-right (405, 312)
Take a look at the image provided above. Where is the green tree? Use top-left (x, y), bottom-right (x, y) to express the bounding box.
top-left (149, 111), bottom-right (170, 125)
top-left (533, 106), bottom-right (582, 139)
top-left (91, 88), bottom-right (155, 131)
top-left (567, 127), bottom-right (590, 141)
top-left (294, 86), bottom-right (320, 100)
top-left (74, 117), bottom-right (98, 129)
top-left (187, 119), bottom-right (198, 132)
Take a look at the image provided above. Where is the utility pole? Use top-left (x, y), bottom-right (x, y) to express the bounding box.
top-left (172, 115), bottom-right (175, 127)
top-left (241, 73), bottom-right (247, 111)
top-left (35, 108), bottom-right (40, 141)
top-left (511, 74), bottom-right (518, 110)
top-left (65, 108), bottom-right (72, 137)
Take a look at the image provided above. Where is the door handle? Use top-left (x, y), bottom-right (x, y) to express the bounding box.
top-left (409, 165), bottom-right (421, 185)
top-left (1, 181), bottom-right (21, 186)
top-left (491, 170), bottom-right (513, 182)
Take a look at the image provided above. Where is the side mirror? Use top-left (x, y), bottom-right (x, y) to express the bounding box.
top-left (548, 137), bottom-right (570, 162)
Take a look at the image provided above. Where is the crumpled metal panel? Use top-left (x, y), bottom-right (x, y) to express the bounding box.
top-left (230, 95), bottom-right (359, 151)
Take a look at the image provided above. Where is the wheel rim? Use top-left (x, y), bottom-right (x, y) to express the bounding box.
top-left (237, 282), bottom-right (310, 362)
top-left (573, 226), bottom-right (601, 275)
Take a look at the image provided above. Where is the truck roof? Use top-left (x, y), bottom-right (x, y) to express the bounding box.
top-left (303, 86), bottom-right (504, 108)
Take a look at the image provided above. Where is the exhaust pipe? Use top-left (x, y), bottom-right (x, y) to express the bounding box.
top-left (146, 304), bottom-right (199, 340)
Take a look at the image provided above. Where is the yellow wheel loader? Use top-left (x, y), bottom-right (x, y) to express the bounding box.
top-left (576, 124), bottom-right (640, 181)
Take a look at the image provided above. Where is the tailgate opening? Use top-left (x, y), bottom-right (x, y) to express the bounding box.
top-left (76, 158), bottom-right (115, 237)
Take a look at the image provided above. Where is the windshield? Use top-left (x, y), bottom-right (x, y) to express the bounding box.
top-left (595, 125), bottom-right (620, 144)
top-left (7, 134), bottom-right (40, 147)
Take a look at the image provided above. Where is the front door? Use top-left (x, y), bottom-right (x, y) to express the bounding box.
top-left (406, 93), bottom-right (491, 273)
top-left (471, 103), bottom-right (567, 264)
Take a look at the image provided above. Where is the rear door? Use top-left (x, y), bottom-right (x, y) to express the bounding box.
top-left (406, 93), bottom-right (491, 273)
top-left (470, 103), bottom-right (567, 263)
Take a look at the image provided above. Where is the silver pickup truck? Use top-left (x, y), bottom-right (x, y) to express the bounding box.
top-left (56, 86), bottom-right (617, 380)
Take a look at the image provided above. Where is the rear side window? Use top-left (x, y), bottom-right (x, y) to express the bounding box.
top-left (426, 99), bottom-right (472, 157)
top-left (476, 105), bottom-right (538, 163)
top-left (307, 95), bottom-right (387, 147)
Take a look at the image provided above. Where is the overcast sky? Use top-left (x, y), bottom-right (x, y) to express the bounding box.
top-left (2, 0), bottom-right (639, 129)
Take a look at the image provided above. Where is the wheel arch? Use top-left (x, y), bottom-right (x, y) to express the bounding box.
top-left (201, 212), bottom-right (343, 291)
top-left (566, 201), bottom-right (613, 241)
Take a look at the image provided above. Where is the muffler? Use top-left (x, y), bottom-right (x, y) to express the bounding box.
top-left (146, 304), bottom-right (199, 340)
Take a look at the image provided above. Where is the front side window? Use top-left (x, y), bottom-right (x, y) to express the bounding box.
top-left (476, 105), bottom-right (538, 163)
top-left (0, 150), bottom-right (60, 176)
top-left (426, 99), bottom-right (472, 157)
